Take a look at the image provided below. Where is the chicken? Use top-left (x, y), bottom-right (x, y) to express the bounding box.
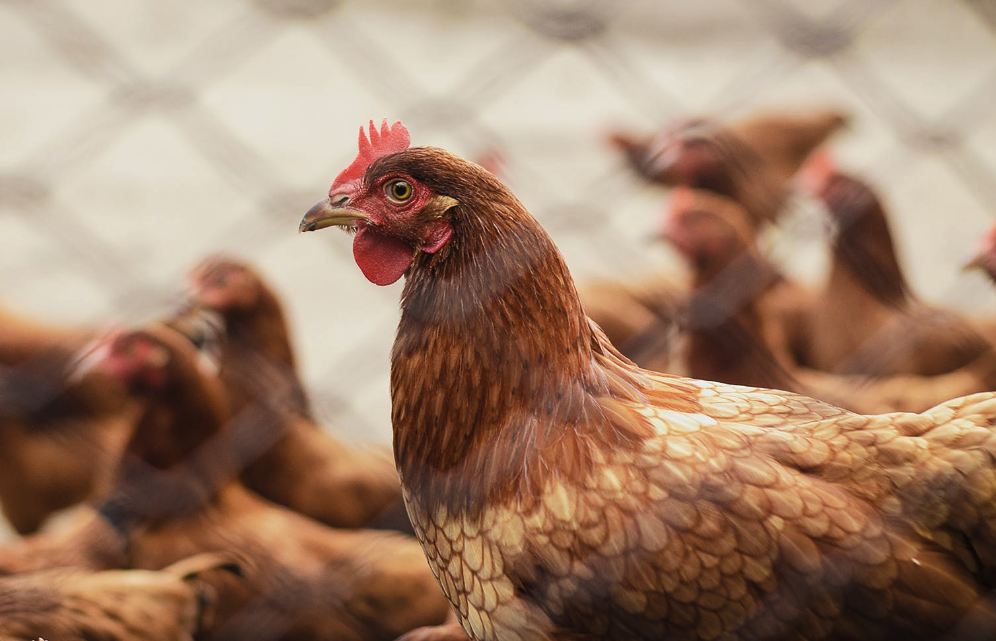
top-left (168, 255), bottom-right (409, 531)
top-left (73, 323), bottom-right (448, 640)
top-left (609, 109), bottom-right (848, 228)
top-left (0, 552), bottom-right (241, 641)
top-left (0, 506), bottom-right (130, 576)
top-left (799, 153), bottom-right (990, 377)
top-left (639, 186), bottom-right (813, 385)
top-left (594, 109), bottom-right (845, 356)
top-left (300, 119), bottom-right (996, 640)
top-left (172, 255), bottom-right (312, 419)
top-left (0, 307), bottom-right (136, 535)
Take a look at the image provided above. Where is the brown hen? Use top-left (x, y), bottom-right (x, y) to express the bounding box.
top-left (168, 256), bottom-right (408, 531)
top-left (301, 120), bottom-right (996, 641)
top-left (640, 186), bottom-right (814, 386)
top-left (0, 305), bottom-right (136, 535)
top-left (799, 154), bottom-right (990, 377)
top-left (609, 109), bottom-right (847, 228)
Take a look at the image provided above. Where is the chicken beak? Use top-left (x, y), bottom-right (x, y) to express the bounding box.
top-left (299, 198), bottom-right (371, 233)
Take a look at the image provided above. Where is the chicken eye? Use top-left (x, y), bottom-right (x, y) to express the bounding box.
top-left (386, 180), bottom-right (414, 203)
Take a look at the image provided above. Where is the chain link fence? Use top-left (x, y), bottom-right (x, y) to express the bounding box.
top-left (2, 0), bottom-right (996, 538)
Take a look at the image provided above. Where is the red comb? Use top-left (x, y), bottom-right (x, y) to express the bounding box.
top-left (331, 119), bottom-right (411, 191)
top-left (668, 186), bottom-right (696, 213)
top-left (657, 187), bottom-right (694, 237)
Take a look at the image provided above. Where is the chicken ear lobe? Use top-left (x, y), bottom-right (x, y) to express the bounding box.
top-left (353, 226), bottom-right (414, 286)
top-left (420, 220), bottom-right (453, 254)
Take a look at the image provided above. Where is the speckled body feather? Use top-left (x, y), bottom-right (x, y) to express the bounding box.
top-left (309, 140), bottom-right (996, 641)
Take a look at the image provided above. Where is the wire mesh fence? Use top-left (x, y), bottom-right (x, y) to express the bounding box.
top-left (2, 0), bottom-right (996, 545)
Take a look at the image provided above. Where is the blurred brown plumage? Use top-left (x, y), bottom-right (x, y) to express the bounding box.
top-left (578, 275), bottom-right (686, 370)
top-left (624, 186), bottom-right (996, 415)
top-left (640, 186), bottom-right (814, 386)
top-left (1, 323), bottom-right (452, 640)
top-left (168, 256), bottom-right (410, 532)
top-left (798, 153), bottom-right (990, 378)
top-left (609, 108), bottom-right (848, 228)
top-left (301, 120), bottom-right (996, 640)
top-left (0, 552), bottom-right (242, 641)
top-left (0, 305), bottom-right (136, 535)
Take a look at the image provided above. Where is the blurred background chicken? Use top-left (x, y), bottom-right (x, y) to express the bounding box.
top-left (608, 109), bottom-right (848, 229)
top-left (636, 185), bottom-right (813, 384)
top-left (0, 307), bottom-right (137, 535)
top-left (795, 152), bottom-right (991, 378)
top-left (168, 256), bottom-right (411, 532)
top-left (582, 109), bottom-right (845, 369)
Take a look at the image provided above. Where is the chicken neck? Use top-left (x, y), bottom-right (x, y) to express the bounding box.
top-left (390, 200), bottom-right (684, 516)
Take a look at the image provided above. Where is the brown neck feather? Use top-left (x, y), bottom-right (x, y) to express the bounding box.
top-left (224, 289), bottom-right (297, 370)
top-left (389, 178), bottom-right (695, 515)
top-left (220, 292), bottom-right (313, 418)
top-left (827, 175), bottom-right (912, 307)
top-left (123, 355), bottom-right (229, 472)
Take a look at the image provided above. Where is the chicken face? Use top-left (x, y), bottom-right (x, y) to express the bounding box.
top-left (301, 170), bottom-right (456, 286)
top-left (651, 136), bottom-right (720, 188)
top-left (187, 257), bottom-right (259, 312)
top-left (92, 330), bottom-right (171, 393)
top-left (658, 187), bottom-right (750, 273)
top-left (798, 151), bottom-right (875, 230)
top-left (300, 120), bottom-right (457, 285)
top-left (611, 118), bottom-right (732, 192)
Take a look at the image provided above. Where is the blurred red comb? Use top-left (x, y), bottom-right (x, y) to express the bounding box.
top-left (795, 148), bottom-right (837, 195)
top-left (964, 222), bottom-right (996, 271)
top-left (331, 119), bottom-right (411, 191)
top-left (656, 186), bottom-right (696, 241)
top-left (667, 186), bottom-right (697, 216)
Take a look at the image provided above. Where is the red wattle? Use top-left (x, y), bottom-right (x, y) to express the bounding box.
top-left (353, 227), bottom-right (414, 286)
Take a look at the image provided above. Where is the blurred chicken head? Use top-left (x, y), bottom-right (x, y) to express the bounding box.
top-left (658, 186), bottom-right (754, 276)
top-left (609, 118), bottom-right (735, 193)
top-left (186, 256), bottom-right (260, 312)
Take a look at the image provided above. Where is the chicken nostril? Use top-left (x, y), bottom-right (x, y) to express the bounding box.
top-left (331, 193), bottom-right (350, 206)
